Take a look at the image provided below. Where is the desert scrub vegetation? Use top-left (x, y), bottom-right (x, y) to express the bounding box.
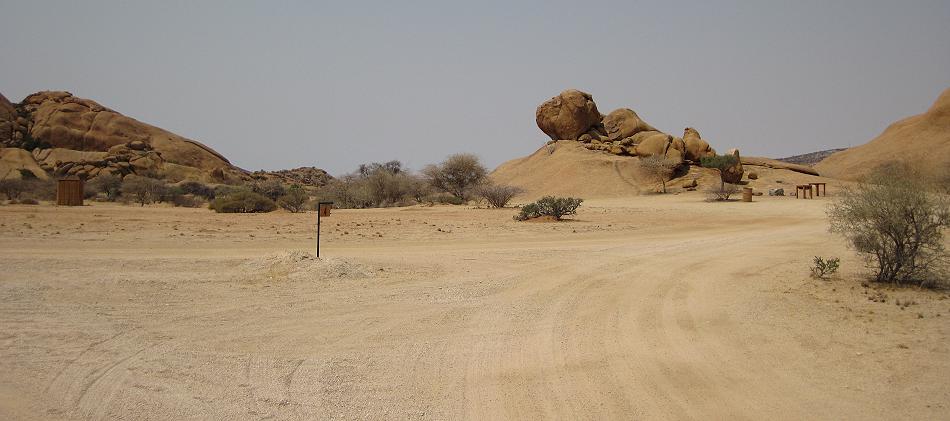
top-left (121, 175), bottom-right (167, 206)
top-left (209, 189), bottom-right (277, 213)
top-left (636, 154), bottom-right (680, 193)
top-left (828, 163), bottom-right (950, 287)
top-left (177, 180), bottom-right (216, 200)
top-left (0, 178), bottom-right (29, 200)
top-left (88, 174), bottom-right (123, 201)
top-left (703, 182), bottom-right (741, 201)
top-left (514, 196), bottom-right (583, 221)
top-left (251, 179), bottom-right (287, 202)
top-left (278, 184), bottom-right (309, 213)
top-left (316, 160), bottom-right (430, 209)
top-left (475, 183), bottom-right (523, 208)
top-left (422, 153), bottom-right (488, 201)
top-left (810, 256), bottom-right (840, 279)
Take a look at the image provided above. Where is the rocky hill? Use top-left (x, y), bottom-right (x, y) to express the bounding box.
top-left (249, 167), bottom-right (333, 187)
top-left (0, 91), bottom-right (331, 187)
top-left (815, 88), bottom-right (950, 180)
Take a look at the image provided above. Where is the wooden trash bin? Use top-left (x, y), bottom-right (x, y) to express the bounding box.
top-left (742, 187), bottom-right (753, 202)
top-left (57, 177), bottom-right (84, 206)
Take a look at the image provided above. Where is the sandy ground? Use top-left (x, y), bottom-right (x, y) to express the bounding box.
top-left (1, 191), bottom-right (948, 420)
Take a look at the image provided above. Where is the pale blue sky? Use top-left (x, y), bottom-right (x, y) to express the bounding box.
top-left (2, 1), bottom-right (948, 174)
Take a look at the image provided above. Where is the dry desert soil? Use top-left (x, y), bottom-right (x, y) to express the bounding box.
top-left (1, 192), bottom-right (949, 420)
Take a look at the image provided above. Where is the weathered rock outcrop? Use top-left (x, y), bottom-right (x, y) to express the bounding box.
top-left (682, 127), bottom-right (716, 162)
top-left (0, 90), bottom-right (258, 183)
top-left (536, 89), bottom-right (604, 141)
top-left (20, 91), bottom-right (237, 174)
top-left (250, 167), bottom-right (333, 188)
top-left (0, 94), bottom-right (15, 147)
top-left (603, 108), bottom-right (657, 142)
top-left (0, 148), bottom-right (48, 180)
top-left (720, 149), bottom-right (744, 184)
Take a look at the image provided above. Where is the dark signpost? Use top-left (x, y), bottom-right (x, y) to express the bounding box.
top-left (316, 201), bottom-right (333, 257)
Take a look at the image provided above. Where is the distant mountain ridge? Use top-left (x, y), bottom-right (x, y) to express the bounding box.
top-left (777, 148), bottom-right (848, 166)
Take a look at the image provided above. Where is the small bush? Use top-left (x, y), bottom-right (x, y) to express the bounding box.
top-left (0, 179), bottom-right (28, 200)
top-left (251, 179), bottom-right (287, 202)
top-left (475, 183), bottom-right (523, 208)
top-left (704, 183), bottom-right (741, 201)
top-left (278, 185), bottom-right (309, 213)
top-left (828, 163), bottom-right (950, 287)
top-left (210, 190), bottom-right (277, 213)
top-left (19, 198), bottom-right (39, 205)
top-left (515, 203), bottom-right (541, 221)
top-left (213, 184), bottom-right (247, 199)
top-left (636, 155), bottom-right (680, 193)
top-left (515, 196), bottom-right (583, 221)
top-left (178, 181), bottom-right (215, 200)
top-left (810, 256), bottom-right (840, 279)
top-left (121, 175), bottom-right (166, 206)
top-left (170, 193), bottom-right (204, 208)
top-left (434, 194), bottom-right (465, 205)
top-left (89, 174), bottom-right (123, 201)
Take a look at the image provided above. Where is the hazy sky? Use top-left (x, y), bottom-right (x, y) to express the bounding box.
top-left (2, 1), bottom-right (949, 175)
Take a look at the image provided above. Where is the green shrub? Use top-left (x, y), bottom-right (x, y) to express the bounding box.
top-left (514, 196), bottom-right (582, 221)
top-left (700, 154), bottom-right (739, 191)
top-left (828, 163), bottom-right (950, 287)
top-left (810, 256), bottom-right (840, 279)
top-left (515, 203), bottom-right (541, 221)
top-left (278, 185), bottom-right (309, 213)
top-left (699, 154), bottom-right (738, 170)
top-left (210, 190), bottom-right (277, 213)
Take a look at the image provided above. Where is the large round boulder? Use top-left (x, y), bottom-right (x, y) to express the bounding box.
top-left (635, 133), bottom-right (672, 158)
top-left (602, 108), bottom-right (657, 141)
top-left (683, 127), bottom-right (716, 161)
top-left (536, 89), bottom-right (603, 140)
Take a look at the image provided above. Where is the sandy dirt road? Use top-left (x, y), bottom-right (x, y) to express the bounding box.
top-left (1, 194), bottom-right (948, 419)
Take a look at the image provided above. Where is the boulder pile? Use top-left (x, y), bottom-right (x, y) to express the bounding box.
top-left (535, 89), bottom-right (737, 177)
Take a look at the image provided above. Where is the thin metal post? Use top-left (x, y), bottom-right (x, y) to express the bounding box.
top-left (316, 209), bottom-right (321, 258)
